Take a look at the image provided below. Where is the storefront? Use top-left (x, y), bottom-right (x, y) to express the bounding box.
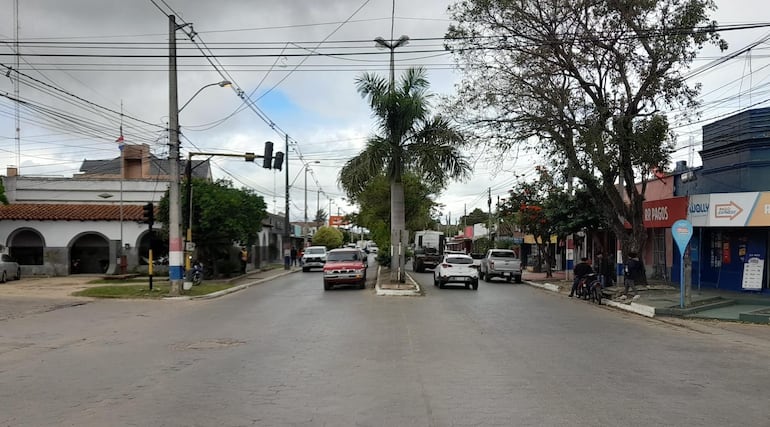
top-left (684, 192), bottom-right (770, 292)
top-left (643, 197), bottom-right (688, 282)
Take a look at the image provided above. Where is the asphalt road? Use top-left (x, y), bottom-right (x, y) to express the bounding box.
top-left (1, 265), bottom-right (769, 426)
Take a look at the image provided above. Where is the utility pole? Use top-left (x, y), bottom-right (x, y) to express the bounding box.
top-left (316, 189), bottom-right (320, 229)
top-left (284, 134), bottom-right (290, 270)
top-left (303, 165), bottom-right (308, 249)
top-left (487, 187), bottom-right (492, 247)
top-left (168, 14), bottom-right (183, 295)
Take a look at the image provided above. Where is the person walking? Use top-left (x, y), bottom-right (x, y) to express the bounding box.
top-left (569, 257), bottom-right (593, 298)
top-left (624, 252), bottom-right (644, 295)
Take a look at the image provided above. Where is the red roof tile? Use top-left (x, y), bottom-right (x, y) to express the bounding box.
top-left (0, 204), bottom-right (151, 221)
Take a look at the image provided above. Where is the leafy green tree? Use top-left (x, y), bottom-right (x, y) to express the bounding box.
top-left (447, 0), bottom-right (725, 258)
top-left (339, 67), bottom-right (471, 281)
top-left (352, 173), bottom-right (440, 254)
top-left (501, 167), bottom-right (605, 276)
top-left (0, 180), bottom-right (7, 205)
top-left (459, 208), bottom-right (488, 227)
top-left (312, 226), bottom-right (343, 249)
top-left (158, 178), bottom-right (266, 274)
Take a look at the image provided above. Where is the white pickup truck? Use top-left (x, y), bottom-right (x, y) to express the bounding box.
top-left (479, 249), bottom-right (523, 283)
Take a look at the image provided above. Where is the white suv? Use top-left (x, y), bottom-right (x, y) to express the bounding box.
top-left (434, 254), bottom-right (479, 290)
top-left (302, 246), bottom-right (327, 272)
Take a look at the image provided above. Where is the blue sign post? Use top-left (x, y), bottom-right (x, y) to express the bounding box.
top-left (672, 220), bottom-right (693, 308)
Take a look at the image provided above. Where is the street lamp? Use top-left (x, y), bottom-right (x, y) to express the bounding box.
top-left (374, 35), bottom-right (409, 90)
top-left (179, 80), bottom-right (231, 113)
top-left (304, 161), bottom-right (320, 248)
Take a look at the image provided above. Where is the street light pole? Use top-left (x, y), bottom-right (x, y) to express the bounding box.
top-left (303, 161), bottom-right (320, 249)
top-left (168, 14), bottom-right (183, 295)
top-left (374, 34), bottom-right (409, 283)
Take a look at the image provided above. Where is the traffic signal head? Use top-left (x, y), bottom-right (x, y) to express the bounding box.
top-left (143, 202), bottom-right (154, 226)
top-left (262, 141), bottom-right (273, 169)
top-left (273, 151), bottom-right (284, 171)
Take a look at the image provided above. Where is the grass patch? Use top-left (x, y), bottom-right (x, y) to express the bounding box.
top-left (73, 281), bottom-right (233, 299)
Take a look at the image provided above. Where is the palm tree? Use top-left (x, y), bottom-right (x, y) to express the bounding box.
top-left (339, 67), bottom-right (471, 282)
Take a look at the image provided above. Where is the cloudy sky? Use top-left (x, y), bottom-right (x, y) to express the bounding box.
top-left (0, 0), bottom-right (768, 223)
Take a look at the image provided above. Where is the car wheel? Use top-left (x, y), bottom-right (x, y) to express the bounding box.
top-left (506, 276), bottom-right (512, 283)
top-left (1, 271), bottom-right (6, 283)
top-left (438, 280), bottom-right (445, 289)
top-left (515, 275), bottom-right (522, 284)
top-left (323, 280), bottom-right (331, 291)
top-left (472, 280), bottom-right (479, 290)
top-left (302, 267), bottom-right (309, 272)
top-left (433, 276), bottom-right (438, 287)
top-left (359, 281), bottom-right (366, 290)
top-left (15, 268), bottom-right (20, 280)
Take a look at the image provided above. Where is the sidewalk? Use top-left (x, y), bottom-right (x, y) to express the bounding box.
top-left (523, 270), bottom-right (770, 323)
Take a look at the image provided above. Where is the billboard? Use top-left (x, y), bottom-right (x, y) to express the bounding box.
top-left (329, 215), bottom-right (348, 227)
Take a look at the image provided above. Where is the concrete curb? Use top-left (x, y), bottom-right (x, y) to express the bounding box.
top-left (165, 269), bottom-right (299, 301)
top-left (523, 280), bottom-right (656, 318)
top-left (375, 266), bottom-right (422, 296)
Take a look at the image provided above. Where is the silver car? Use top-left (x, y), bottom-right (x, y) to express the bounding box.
top-left (0, 253), bottom-right (21, 283)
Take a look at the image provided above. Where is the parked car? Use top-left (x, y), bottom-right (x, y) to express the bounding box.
top-left (322, 248), bottom-right (368, 290)
top-left (302, 246), bottom-right (327, 272)
top-left (479, 249), bottom-right (523, 283)
top-left (434, 253), bottom-right (479, 290)
top-left (0, 253), bottom-right (21, 283)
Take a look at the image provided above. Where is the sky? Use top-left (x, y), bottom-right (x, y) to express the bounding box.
top-left (0, 0), bottom-right (768, 224)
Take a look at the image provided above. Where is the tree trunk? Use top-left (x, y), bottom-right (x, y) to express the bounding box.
top-left (390, 180), bottom-right (406, 283)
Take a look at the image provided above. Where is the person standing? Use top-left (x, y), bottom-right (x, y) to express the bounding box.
top-left (290, 246), bottom-right (298, 267)
top-left (624, 252), bottom-right (644, 295)
top-left (240, 247), bottom-right (248, 274)
top-left (594, 252), bottom-right (614, 287)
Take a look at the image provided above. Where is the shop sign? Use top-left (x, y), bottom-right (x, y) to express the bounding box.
top-left (687, 192), bottom-right (770, 227)
top-left (643, 197), bottom-right (687, 228)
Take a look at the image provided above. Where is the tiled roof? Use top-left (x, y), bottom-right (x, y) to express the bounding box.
top-left (0, 203), bottom-right (150, 221)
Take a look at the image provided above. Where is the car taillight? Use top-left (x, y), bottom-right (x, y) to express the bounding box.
top-left (441, 263), bottom-right (452, 268)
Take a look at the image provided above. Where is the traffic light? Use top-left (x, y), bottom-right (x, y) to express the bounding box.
top-left (143, 202), bottom-right (154, 226)
top-left (273, 151), bottom-right (284, 171)
top-left (262, 141), bottom-right (273, 169)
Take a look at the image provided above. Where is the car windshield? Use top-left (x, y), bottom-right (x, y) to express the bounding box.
top-left (446, 257), bottom-right (473, 264)
top-left (327, 251), bottom-right (360, 262)
top-left (305, 248), bottom-right (325, 255)
top-left (490, 251), bottom-right (516, 258)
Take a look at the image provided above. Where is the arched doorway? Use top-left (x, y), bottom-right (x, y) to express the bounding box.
top-left (137, 230), bottom-right (168, 265)
top-left (8, 228), bottom-right (44, 265)
top-left (70, 233), bottom-right (109, 274)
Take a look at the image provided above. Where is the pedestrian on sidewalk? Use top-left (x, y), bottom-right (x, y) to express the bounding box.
top-left (624, 252), bottom-right (644, 295)
top-left (290, 246), bottom-right (298, 266)
top-left (569, 257), bottom-right (593, 297)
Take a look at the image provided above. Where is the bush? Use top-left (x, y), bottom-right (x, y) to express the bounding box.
top-left (376, 252), bottom-right (391, 267)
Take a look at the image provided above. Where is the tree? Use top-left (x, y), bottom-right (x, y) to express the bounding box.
top-left (312, 226), bottom-right (343, 249)
top-left (351, 173), bottom-right (441, 253)
top-left (339, 67), bottom-right (471, 281)
top-left (158, 178), bottom-right (267, 275)
top-left (0, 179), bottom-right (8, 205)
top-left (459, 208), bottom-right (488, 227)
top-left (501, 167), bottom-right (604, 276)
top-left (447, 0), bottom-right (725, 260)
